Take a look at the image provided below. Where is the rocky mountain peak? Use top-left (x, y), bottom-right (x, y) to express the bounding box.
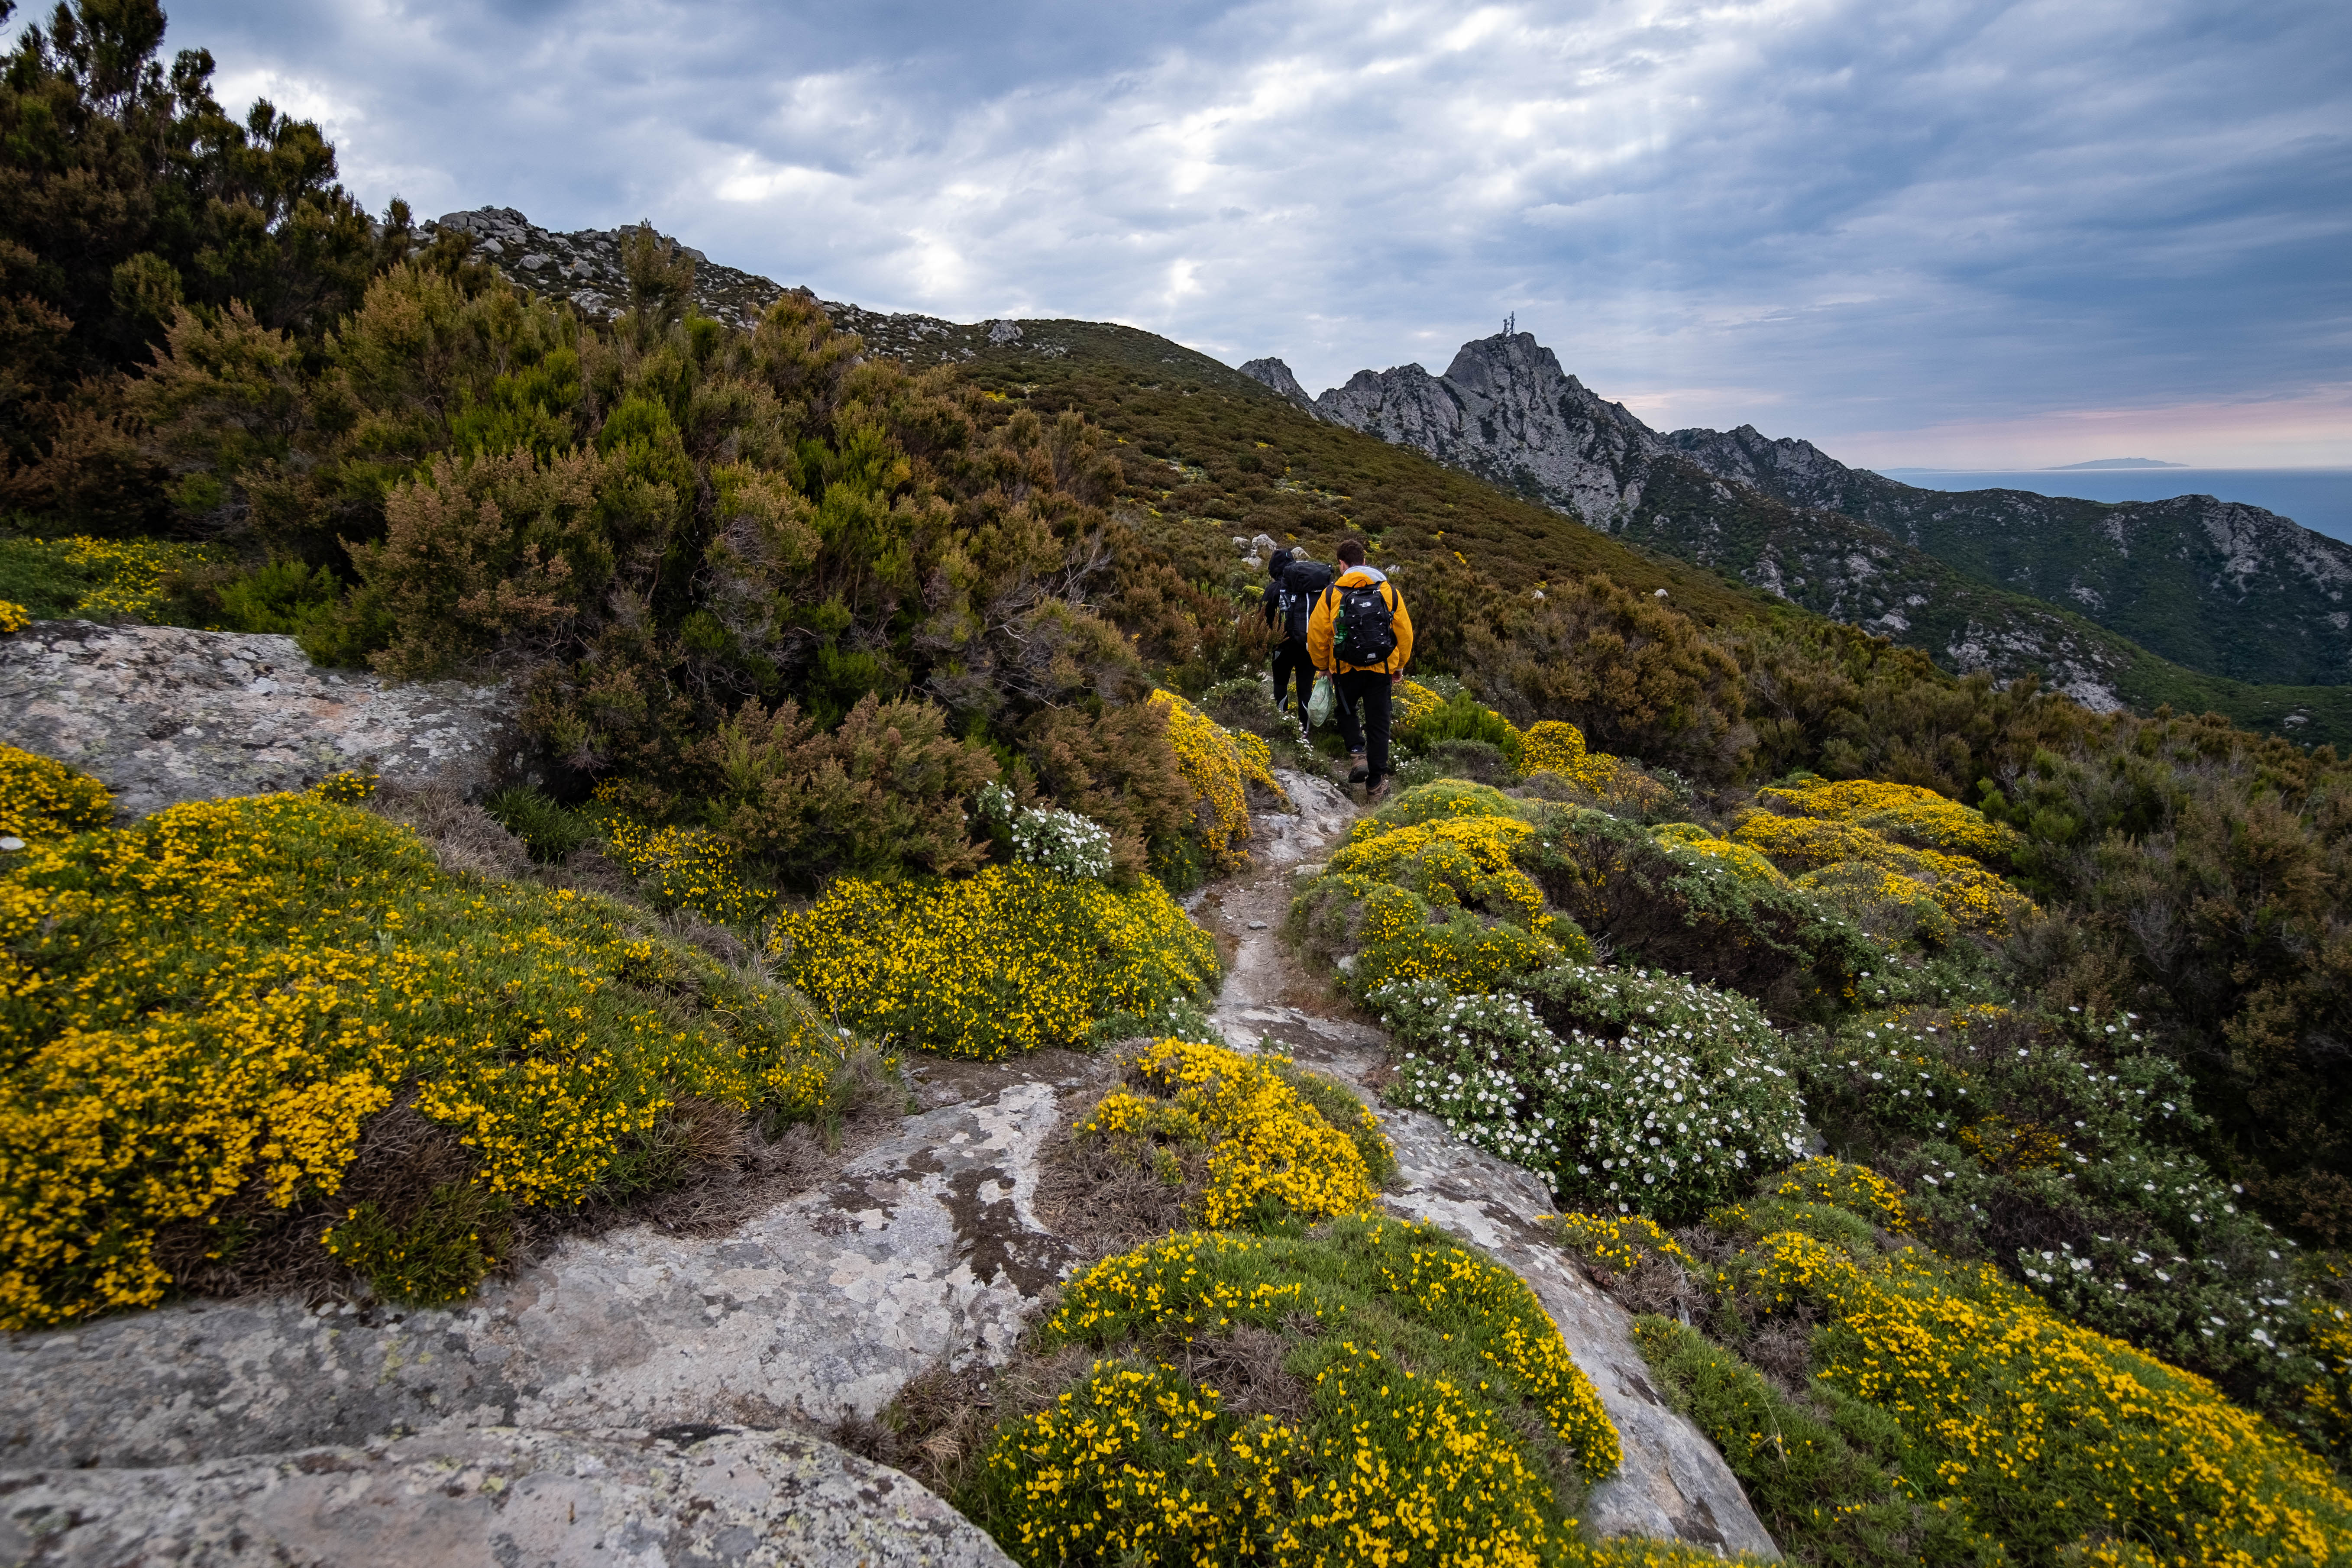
top-left (1238, 356), bottom-right (1320, 417)
top-left (1306, 331), bottom-right (1662, 527)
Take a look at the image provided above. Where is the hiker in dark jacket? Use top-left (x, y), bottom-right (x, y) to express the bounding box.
top-left (1262, 547), bottom-right (1331, 733)
top-left (1306, 538), bottom-right (1414, 800)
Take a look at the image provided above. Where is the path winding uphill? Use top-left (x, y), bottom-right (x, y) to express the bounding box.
top-left (1195, 773), bottom-right (1779, 1558)
top-left (0, 769), bottom-right (1773, 1563)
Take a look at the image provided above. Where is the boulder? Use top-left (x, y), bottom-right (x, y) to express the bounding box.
top-left (1378, 1107), bottom-right (1779, 1556)
top-left (0, 621), bottom-right (522, 820)
top-left (0, 1083), bottom-right (1071, 1469)
top-left (0, 1425), bottom-right (1012, 1567)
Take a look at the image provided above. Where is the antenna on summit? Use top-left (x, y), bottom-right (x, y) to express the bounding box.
top-left (1504, 311), bottom-right (1516, 335)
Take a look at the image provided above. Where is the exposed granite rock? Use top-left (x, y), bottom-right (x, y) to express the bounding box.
top-left (0, 1426), bottom-right (1012, 1568)
top-left (1378, 1107), bottom-right (1777, 1555)
top-left (0, 621), bottom-right (522, 820)
top-left (1238, 356), bottom-right (1321, 417)
top-left (1313, 333), bottom-right (1663, 528)
top-left (0, 1083), bottom-right (1073, 1469)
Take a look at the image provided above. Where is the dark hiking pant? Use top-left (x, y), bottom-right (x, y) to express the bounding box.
top-left (1333, 670), bottom-right (1393, 786)
top-left (1271, 639), bottom-right (1314, 724)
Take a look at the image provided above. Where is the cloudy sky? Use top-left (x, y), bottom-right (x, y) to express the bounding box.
top-left (103, 0), bottom-right (2352, 465)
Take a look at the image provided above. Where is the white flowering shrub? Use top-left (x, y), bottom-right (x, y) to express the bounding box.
top-left (1375, 966), bottom-right (1807, 1219)
top-left (975, 781), bottom-right (1017, 828)
top-left (1010, 805), bottom-right (1115, 881)
top-left (1793, 1008), bottom-right (2341, 1443)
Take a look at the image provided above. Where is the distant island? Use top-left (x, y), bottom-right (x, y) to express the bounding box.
top-left (2049, 458), bottom-right (2186, 469)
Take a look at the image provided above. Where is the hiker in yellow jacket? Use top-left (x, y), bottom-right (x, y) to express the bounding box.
top-left (1306, 538), bottom-right (1414, 800)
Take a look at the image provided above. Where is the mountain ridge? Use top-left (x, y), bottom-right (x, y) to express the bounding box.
top-left (1257, 337), bottom-right (2352, 690)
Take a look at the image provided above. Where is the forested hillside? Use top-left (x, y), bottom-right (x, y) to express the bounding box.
top-left (1668, 422), bottom-right (2352, 687)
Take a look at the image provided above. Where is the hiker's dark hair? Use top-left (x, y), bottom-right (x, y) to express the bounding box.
top-left (1337, 538), bottom-right (1366, 566)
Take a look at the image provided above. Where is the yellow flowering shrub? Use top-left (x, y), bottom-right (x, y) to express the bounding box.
top-left (773, 865), bottom-right (1217, 1059)
top-left (1297, 782), bottom-right (1581, 997)
top-left (2303, 1258), bottom-right (2352, 1455)
top-left (1344, 879), bottom-right (1565, 993)
top-left (1336, 810), bottom-right (1550, 927)
top-left (0, 744), bottom-right (113, 839)
top-left (1354, 776), bottom-right (1526, 830)
top-left (1150, 689), bottom-right (1276, 872)
top-left (1229, 727), bottom-right (1288, 803)
top-left (0, 790), bottom-right (853, 1327)
top-left (0, 600), bottom-right (27, 634)
top-left (0, 535), bottom-right (223, 622)
top-left (1650, 822), bottom-right (1788, 888)
top-left (1728, 810), bottom-right (1887, 870)
top-left (1393, 677), bottom-right (1446, 731)
top-left (1797, 850), bottom-right (2032, 938)
top-left (1551, 1212), bottom-right (1698, 1275)
top-left (1724, 1218), bottom-right (2352, 1565)
top-left (592, 814), bottom-right (758, 926)
top-left (1764, 1156), bottom-right (1910, 1232)
top-left (971, 1220), bottom-right (1644, 1568)
top-left (1080, 1039), bottom-right (1386, 1226)
top-left (1756, 776), bottom-right (2025, 864)
top-left (1735, 794), bottom-right (2036, 937)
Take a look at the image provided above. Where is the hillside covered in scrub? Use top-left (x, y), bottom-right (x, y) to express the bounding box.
top-left (5, 4), bottom-right (2352, 1565)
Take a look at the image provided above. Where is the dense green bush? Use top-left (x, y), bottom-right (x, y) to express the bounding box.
top-left (484, 786), bottom-right (594, 864)
top-left (1522, 804), bottom-right (1877, 1022)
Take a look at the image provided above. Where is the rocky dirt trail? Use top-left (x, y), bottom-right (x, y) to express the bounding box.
top-left (1191, 769), bottom-right (1779, 1558)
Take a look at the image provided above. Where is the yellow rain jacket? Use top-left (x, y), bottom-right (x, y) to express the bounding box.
top-left (1307, 567), bottom-right (1414, 676)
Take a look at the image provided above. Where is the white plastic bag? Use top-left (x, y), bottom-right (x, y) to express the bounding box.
top-left (1307, 673), bottom-right (1336, 727)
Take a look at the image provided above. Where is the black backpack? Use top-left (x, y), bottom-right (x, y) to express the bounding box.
top-left (1279, 559), bottom-right (1335, 643)
top-left (1334, 580), bottom-right (1398, 666)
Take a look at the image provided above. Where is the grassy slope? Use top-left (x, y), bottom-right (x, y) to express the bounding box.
top-left (912, 317), bottom-right (2352, 751)
top-left (953, 318), bottom-right (1784, 630)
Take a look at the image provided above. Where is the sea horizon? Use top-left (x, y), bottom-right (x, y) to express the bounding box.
top-left (1870, 466), bottom-right (2352, 545)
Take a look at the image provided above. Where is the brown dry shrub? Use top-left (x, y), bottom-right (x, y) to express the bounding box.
top-left (679, 691), bottom-right (998, 889)
top-left (1016, 700), bottom-right (1197, 880)
top-left (352, 446), bottom-right (620, 680)
top-left (364, 779), bottom-right (530, 880)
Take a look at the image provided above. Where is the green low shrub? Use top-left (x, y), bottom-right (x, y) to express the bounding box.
top-left (1562, 1167), bottom-right (2352, 1565)
top-left (1521, 804), bottom-right (1878, 1022)
top-left (484, 785), bottom-right (594, 863)
top-left (1793, 1003), bottom-right (2348, 1451)
top-left (1631, 1316), bottom-right (1996, 1568)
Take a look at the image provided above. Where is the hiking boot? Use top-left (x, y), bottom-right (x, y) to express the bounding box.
top-left (1364, 779), bottom-right (1390, 803)
top-left (1347, 756), bottom-right (1369, 784)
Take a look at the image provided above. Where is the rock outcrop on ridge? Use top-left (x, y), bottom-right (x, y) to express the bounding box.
top-left (1238, 356), bottom-right (1321, 416)
top-left (0, 621), bottom-right (522, 820)
top-left (1313, 335), bottom-right (1665, 529)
